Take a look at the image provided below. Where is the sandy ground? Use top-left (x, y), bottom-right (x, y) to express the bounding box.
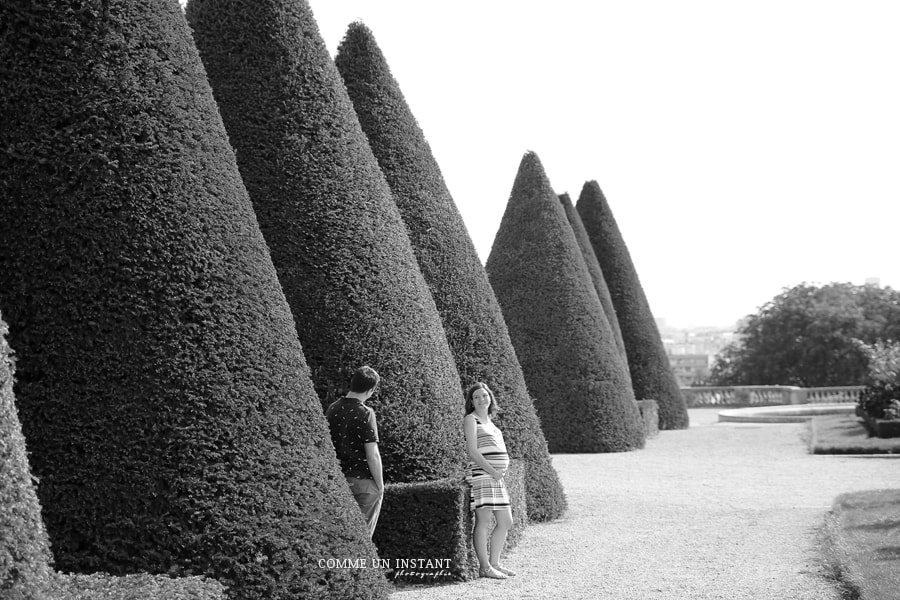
top-left (390, 408), bottom-right (900, 599)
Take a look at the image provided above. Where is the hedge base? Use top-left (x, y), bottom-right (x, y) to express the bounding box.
top-left (50, 572), bottom-right (226, 600)
top-left (861, 414), bottom-right (900, 438)
top-left (373, 461), bottom-right (527, 584)
top-left (637, 400), bottom-right (659, 439)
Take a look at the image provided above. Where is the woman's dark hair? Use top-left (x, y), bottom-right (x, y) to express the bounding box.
top-left (464, 382), bottom-right (498, 416)
top-left (349, 365), bottom-right (380, 393)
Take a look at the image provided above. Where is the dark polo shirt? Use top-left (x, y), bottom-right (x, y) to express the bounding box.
top-left (325, 397), bottom-right (379, 479)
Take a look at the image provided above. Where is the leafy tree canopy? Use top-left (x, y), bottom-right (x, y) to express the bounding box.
top-left (709, 282), bottom-right (900, 387)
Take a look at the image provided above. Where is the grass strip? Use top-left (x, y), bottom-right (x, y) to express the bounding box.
top-left (822, 489), bottom-right (900, 600)
top-left (810, 415), bottom-right (900, 454)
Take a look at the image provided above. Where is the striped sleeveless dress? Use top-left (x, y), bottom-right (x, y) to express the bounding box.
top-left (466, 414), bottom-right (510, 510)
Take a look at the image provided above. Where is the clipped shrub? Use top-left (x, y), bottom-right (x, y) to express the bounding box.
top-left (0, 2), bottom-right (388, 598)
top-left (52, 573), bottom-right (226, 600)
top-left (559, 192), bottom-right (629, 366)
top-left (858, 385), bottom-right (900, 420)
top-left (334, 22), bottom-right (565, 521)
top-left (486, 153), bottom-right (645, 453)
top-left (576, 181), bottom-right (690, 430)
top-left (857, 340), bottom-right (900, 420)
top-left (376, 478), bottom-right (474, 583)
top-left (187, 0), bottom-right (465, 484)
top-left (0, 312), bottom-right (52, 600)
top-left (374, 459), bottom-right (527, 583)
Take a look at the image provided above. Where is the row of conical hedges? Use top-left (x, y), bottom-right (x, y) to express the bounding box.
top-left (2, 0), bottom-right (683, 596)
top-left (559, 192), bottom-right (629, 365)
top-left (0, 2), bottom-right (389, 599)
top-left (186, 0), bottom-right (466, 484)
top-left (487, 153), bottom-right (646, 453)
top-left (577, 182), bottom-right (690, 430)
top-left (333, 22), bottom-right (565, 521)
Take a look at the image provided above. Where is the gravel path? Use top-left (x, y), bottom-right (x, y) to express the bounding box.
top-left (391, 408), bottom-right (900, 599)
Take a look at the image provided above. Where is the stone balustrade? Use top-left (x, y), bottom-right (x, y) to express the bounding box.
top-left (680, 385), bottom-right (865, 407)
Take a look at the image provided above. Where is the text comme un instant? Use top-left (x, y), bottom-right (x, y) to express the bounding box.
top-left (317, 558), bottom-right (451, 569)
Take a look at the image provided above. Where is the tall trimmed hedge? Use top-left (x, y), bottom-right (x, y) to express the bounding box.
top-left (334, 22), bottom-right (565, 521)
top-left (186, 0), bottom-right (465, 483)
top-left (0, 313), bottom-right (52, 600)
top-left (0, 2), bottom-right (389, 599)
top-left (486, 153), bottom-right (645, 453)
top-left (576, 181), bottom-right (689, 430)
top-left (1, 314), bottom-right (225, 600)
top-left (559, 192), bottom-right (629, 367)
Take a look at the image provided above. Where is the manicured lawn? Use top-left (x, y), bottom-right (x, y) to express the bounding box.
top-left (810, 414), bottom-right (900, 454)
top-left (823, 489), bottom-right (900, 600)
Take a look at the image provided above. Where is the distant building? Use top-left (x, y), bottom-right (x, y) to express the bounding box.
top-left (865, 277), bottom-right (881, 286)
top-left (668, 353), bottom-right (711, 386)
top-left (662, 325), bottom-right (738, 386)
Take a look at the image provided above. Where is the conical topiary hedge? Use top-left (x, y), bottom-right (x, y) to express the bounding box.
top-left (0, 2), bottom-right (388, 598)
top-left (1, 310), bottom-right (227, 600)
top-left (576, 181), bottom-right (689, 430)
top-left (559, 192), bottom-right (629, 366)
top-left (486, 153), bottom-right (645, 453)
top-left (334, 21), bottom-right (565, 521)
top-left (0, 312), bottom-right (52, 600)
top-left (186, 0), bottom-right (465, 483)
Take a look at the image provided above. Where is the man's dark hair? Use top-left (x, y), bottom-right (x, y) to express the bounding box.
top-left (349, 366), bottom-right (380, 393)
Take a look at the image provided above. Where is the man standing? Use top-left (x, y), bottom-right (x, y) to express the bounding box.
top-left (325, 365), bottom-right (384, 537)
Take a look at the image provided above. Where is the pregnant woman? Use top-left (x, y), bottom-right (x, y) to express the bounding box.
top-left (463, 382), bottom-right (516, 579)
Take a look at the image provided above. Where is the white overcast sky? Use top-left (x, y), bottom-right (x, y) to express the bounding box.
top-left (188, 1), bottom-right (900, 328)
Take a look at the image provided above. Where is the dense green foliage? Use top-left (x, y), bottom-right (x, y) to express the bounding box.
top-left (187, 0), bottom-right (465, 484)
top-left (53, 573), bottom-right (226, 600)
top-left (710, 283), bottom-right (900, 387)
top-left (576, 181), bottom-right (689, 430)
top-left (487, 153), bottom-right (645, 453)
top-left (374, 479), bottom-right (473, 582)
top-left (0, 2), bottom-right (387, 598)
top-left (0, 314), bottom-right (52, 600)
top-left (856, 341), bottom-right (900, 420)
top-left (559, 193), bottom-right (629, 366)
top-left (334, 22), bottom-right (565, 521)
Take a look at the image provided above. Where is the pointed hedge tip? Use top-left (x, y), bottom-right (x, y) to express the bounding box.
top-left (522, 150), bottom-right (542, 167)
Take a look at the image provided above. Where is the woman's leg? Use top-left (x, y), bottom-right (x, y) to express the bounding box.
top-left (489, 507), bottom-right (514, 573)
top-left (473, 507), bottom-right (494, 570)
top-left (474, 507), bottom-right (507, 577)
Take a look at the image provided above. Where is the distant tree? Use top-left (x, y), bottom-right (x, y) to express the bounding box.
top-left (0, 313), bottom-right (52, 600)
top-left (559, 193), bottom-right (629, 366)
top-left (187, 0), bottom-right (465, 483)
top-left (487, 153), bottom-right (645, 453)
top-left (0, 2), bottom-right (387, 598)
top-left (709, 282), bottom-right (900, 386)
top-left (334, 22), bottom-right (565, 521)
top-left (576, 181), bottom-right (689, 430)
